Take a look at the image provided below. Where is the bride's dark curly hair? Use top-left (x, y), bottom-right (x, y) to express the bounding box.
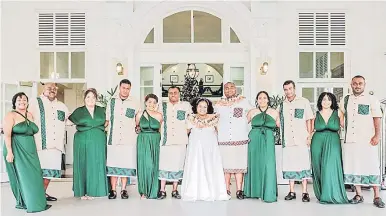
top-left (191, 97), bottom-right (214, 114)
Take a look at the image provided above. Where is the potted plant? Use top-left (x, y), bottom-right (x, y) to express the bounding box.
top-left (269, 95), bottom-right (285, 145)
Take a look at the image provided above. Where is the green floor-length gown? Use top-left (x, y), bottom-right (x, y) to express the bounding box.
top-left (68, 106), bottom-right (108, 197)
top-left (311, 110), bottom-right (348, 204)
top-left (137, 111), bottom-right (161, 199)
top-left (244, 110), bottom-right (277, 203)
top-left (3, 111), bottom-right (50, 213)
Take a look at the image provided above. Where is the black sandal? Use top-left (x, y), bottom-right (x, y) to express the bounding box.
top-left (157, 191), bottom-right (167, 200)
top-left (236, 190), bottom-right (245, 200)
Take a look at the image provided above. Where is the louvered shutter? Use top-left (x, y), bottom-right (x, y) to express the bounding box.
top-left (70, 13), bottom-right (86, 46)
top-left (330, 13), bottom-right (346, 45)
top-left (55, 13), bottom-right (69, 46)
top-left (38, 13), bottom-right (54, 46)
top-left (299, 13), bottom-right (314, 45)
top-left (299, 12), bottom-right (346, 46)
top-left (38, 12), bottom-right (85, 46)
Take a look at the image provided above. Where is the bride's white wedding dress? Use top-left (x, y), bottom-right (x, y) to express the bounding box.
top-left (181, 114), bottom-right (230, 201)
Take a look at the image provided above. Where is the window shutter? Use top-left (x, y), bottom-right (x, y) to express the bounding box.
top-left (55, 13), bottom-right (69, 46)
top-left (299, 12), bottom-right (346, 46)
top-left (315, 13), bottom-right (329, 45)
top-left (38, 13), bottom-right (54, 46)
top-left (330, 13), bottom-right (346, 45)
top-left (38, 12), bottom-right (85, 46)
top-left (299, 13), bottom-right (315, 45)
top-left (70, 13), bottom-right (86, 46)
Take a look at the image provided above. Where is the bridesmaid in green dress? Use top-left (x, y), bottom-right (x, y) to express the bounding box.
top-left (3, 92), bottom-right (51, 212)
top-left (310, 92), bottom-right (348, 204)
top-left (68, 88), bottom-right (108, 200)
top-left (244, 91), bottom-right (280, 203)
top-left (136, 94), bottom-right (163, 199)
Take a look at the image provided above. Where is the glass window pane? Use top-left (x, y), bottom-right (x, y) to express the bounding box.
top-left (5, 84), bottom-right (18, 101)
top-left (331, 52), bottom-right (344, 78)
top-left (140, 67), bottom-right (154, 86)
top-left (144, 28), bottom-right (154, 43)
top-left (163, 11), bottom-right (191, 43)
top-left (230, 67), bottom-right (244, 86)
top-left (40, 52), bottom-right (54, 79)
top-left (236, 87), bottom-right (244, 95)
top-left (316, 52), bottom-right (328, 78)
top-left (193, 11), bottom-right (221, 43)
top-left (316, 87), bottom-right (328, 99)
top-left (333, 87), bottom-right (344, 103)
top-left (299, 52), bottom-right (313, 78)
top-left (140, 87), bottom-right (154, 108)
top-left (71, 52), bottom-right (85, 78)
top-left (56, 52), bottom-right (69, 78)
top-left (230, 28), bottom-right (240, 43)
top-left (302, 88), bottom-right (314, 103)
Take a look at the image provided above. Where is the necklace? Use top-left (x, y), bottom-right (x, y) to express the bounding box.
top-left (217, 95), bottom-right (244, 106)
top-left (188, 114), bottom-right (219, 128)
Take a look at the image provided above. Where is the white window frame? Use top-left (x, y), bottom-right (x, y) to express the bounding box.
top-left (297, 82), bottom-right (350, 109)
top-left (38, 49), bottom-right (87, 84)
top-left (298, 49), bottom-right (349, 83)
top-left (136, 64), bottom-right (162, 106)
top-left (227, 64), bottom-right (248, 100)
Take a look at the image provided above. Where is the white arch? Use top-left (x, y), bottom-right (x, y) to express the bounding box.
top-left (131, 1), bottom-right (252, 47)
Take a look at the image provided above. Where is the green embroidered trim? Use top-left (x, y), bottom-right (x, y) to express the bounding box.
top-left (108, 98), bottom-right (116, 145)
top-left (162, 102), bottom-right (167, 146)
top-left (283, 170), bottom-right (312, 180)
top-left (279, 102), bottom-right (285, 147)
top-left (37, 97), bottom-right (47, 149)
top-left (158, 170), bottom-right (184, 180)
top-left (344, 174), bottom-right (381, 185)
top-left (343, 95), bottom-right (349, 143)
top-left (106, 166), bottom-right (136, 177)
top-left (42, 169), bottom-right (61, 178)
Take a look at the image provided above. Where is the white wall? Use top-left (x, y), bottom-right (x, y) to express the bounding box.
top-left (1, 0), bottom-right (385, 102)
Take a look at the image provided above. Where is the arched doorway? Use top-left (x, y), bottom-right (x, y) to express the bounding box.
top-left (130, 2), bottom-right (252, 104)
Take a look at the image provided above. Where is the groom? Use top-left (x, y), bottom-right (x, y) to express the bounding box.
top-left (215, 82), bottom-right (253, 199)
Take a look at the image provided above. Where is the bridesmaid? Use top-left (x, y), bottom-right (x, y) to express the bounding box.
top-left (68, 88), bottom-right (108, 200)
top-left (310, 92), bottom-right (348, 204)
top-left (243, 91), bottom-right (280, 203)
top-left (3, 92), bottom-right (51, 212)
top-left (136, 94), bottom-right (163, 199)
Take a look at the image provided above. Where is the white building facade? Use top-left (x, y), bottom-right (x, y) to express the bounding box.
top-left (1, 0), bottom-right (386, 181)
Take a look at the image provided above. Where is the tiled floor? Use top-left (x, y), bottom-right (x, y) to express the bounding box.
top-left (1, 181), bottom-right (385, 216)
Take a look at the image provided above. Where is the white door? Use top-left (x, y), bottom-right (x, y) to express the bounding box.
top-left (225, 64), bottom-right (250, 100)
top-left (136, 64), bottom-right (162, 108)
top-left (0, 82), bottom-right (36, 182)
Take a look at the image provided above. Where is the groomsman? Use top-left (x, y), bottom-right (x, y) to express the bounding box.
top-left (157, 86), bottom-right (192, 199)
top-left (106, 79), bottom-right (141, 199)
top-left (278, 80), bottom-right (314, 202)
top-left (340, 75), bottom-right (384, 208)
top-left (215, 82), bottom-right (253, 199)
top-left (29, 83), bottom-right (69, 201)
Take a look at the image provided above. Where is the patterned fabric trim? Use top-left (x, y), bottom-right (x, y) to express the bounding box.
top-left (162, 102), bottom-right (167, 146)
top-left (37, 97), bottom-right (47, 149)
top-left (224, 169), bottom-right (247, 174)
top-left (218, 140), bottom-right (249, 146)
top-left (42, 169), bottom-right (61, 178)
top-left (106, 166), bottom-right (136, 177)
top-left (158, 170), bottom-right (184, 180)
top-left (279, 102), bottom-right (285, 148)
top-left (343, 95), bottom-right (349, 143)
top-left (282, 170), bottom-right (312, 180)
top-left (344, 174), bottom-right (381, 185)
top-left (108, 98), bottom-right (116, 145)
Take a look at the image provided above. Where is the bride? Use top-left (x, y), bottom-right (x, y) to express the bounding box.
top-left (181, 98), bottom-right (230, 201)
